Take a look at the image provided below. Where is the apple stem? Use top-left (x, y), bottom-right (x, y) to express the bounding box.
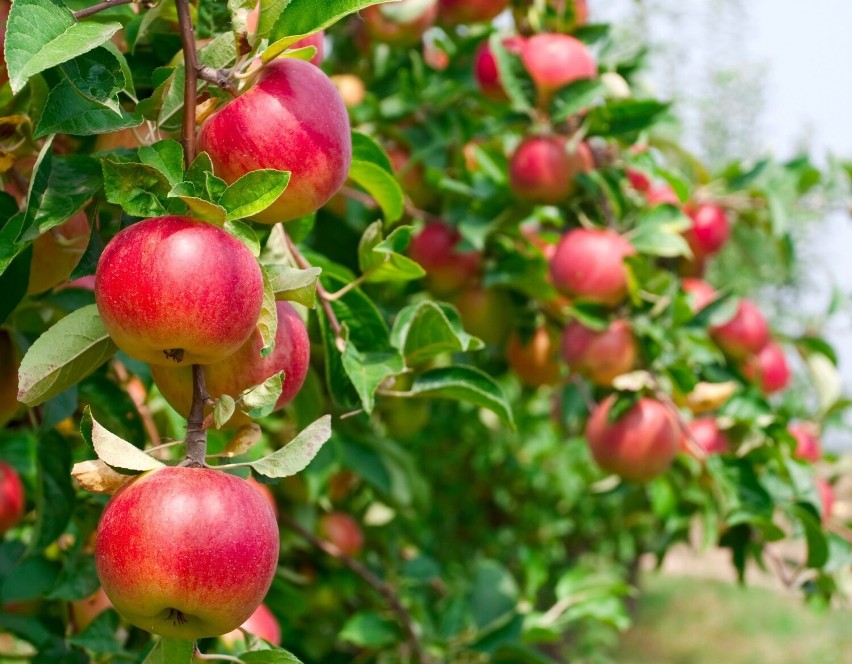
top-left (72, 0), bottom-right (138, 20)
top-left (175, 0), bottom-right (199, 164)
top-left (193, 649), bottom-right (243, 664)
top-left (279, 513), bottom-right (430, 664)
top-left (184, 364), bottom-right (209, 467)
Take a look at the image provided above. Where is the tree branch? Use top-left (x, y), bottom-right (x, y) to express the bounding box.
top-left (73, 0), bottom-right (136, 20)
top-left (175, 0), bottom-right (199, 163)
top-left (279, 513), bottom-right (429, 664)
top-left (183, 365), bottom-right (209, 467)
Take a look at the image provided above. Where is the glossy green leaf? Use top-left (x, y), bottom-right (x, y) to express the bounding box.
top-left (218, 169), bottom-right (291, 221)
top-left (28, 431), bottom-right (76, 554)
top-left (348, 160), bottom-right (404, 223)
top-left (138, 140), bottom-right (185, 187)
top-left (390, 301), bottom-right (484, 365)
top-left (341, 332), bottom-right (404, 414)
top-left (358, 222), bottom-right (424, 283)
top-left (34, 79), bottom-right (142, 138)
top-left (406, 366), bottom-right (514, 426)
top-left (265, 264), bottom-right (321, 308)
top-left (102, 159), bottom-right (172, 218)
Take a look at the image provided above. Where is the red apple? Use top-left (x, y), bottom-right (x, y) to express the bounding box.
top-left (681, 418), bottom-right (730, 457)
top-left (362, 0), bottom-right (439, 46)
top-left (197, 58), bottom-right (351, 224)
top-left (789, 422), bottom-right (821, 463)
top-left (509, 136), bottom-right (593, 204)
top-left (520, 34), bottom-right (597, 106)
top-left (645, 184), bottom-right (680, 207)
top-left (506, 326), bottom-right (561, 387)
top-left (70, 587), bottom-right (113, 632)
top-left (151, 301), bottom-right (309, 425)
top-left (0, 330), bottom-right (20, 427)
top-left (586, 396), bottom-right (680, 482)
top-left (452, 285), bottom-right (512, 345)
top-left (627, 168), bottom-right (651, 192)
top-left (248, 477), bottom-right (278, 520)
top-left (95, 216), bottom-right (263, 367)
top-left (685, 203), bottom-right (730, 258)
top-left (572, 0), bottom-right (589, 26)
top-left (682, 278), bottom-right (717, 312)
top-left (561, 319), bottom-right (636, 386)
top-left (408, 222), bottom-right (481, 296)
top-left (27, 212), bottom-right (91, 295)
top-left (816, 478), bottom-right (834, 521)
top-left (221, 602), bottom-right (281, 647)
top-left (742, 341), bottom-right (790, 394)
top-left (710, 299), bottom-right (769, 359)
top-left (95, 467), bottom-right (279, 639)
top-left (473, 35), bottom-right (525, 101)
top-left (0, 461), bottom-right (24, 534)
top-left (319, 512), bottom-right (365, 557)
top-left (549, 228), bottom-right (636, 306)
top-left (439, 0), bottom-right (508, 24)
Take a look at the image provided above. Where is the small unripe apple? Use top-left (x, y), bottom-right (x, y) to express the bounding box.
top-left (506, 326), bottom-right (561, 387)
top-left (151, 301), bottom-right (309, 425)
top-left (789, 422), bottom-right (821, 463)
top-left (0, 330), bottom-right (20, 428)
top-left (27, 212), bottom-right (91, 295)
top-left (95, 216), bottom-right (264, 367)
top-left (682, 278), bottom-right (717, 312)
top-left (221, 602), bottom-right (281, 647)
top-left (509, 136), bottom-right (593, 204)
top-left (70, 587), bottom-right (113, 632)
top-left (0, 461), bottom-right (24, 534)
top-left (95, 467), bottom-right (279, 640)
top-left (681, 417), bottom-right (730, 457)
top-left (439, 0), bottom-right (508, 24)
top-left (816, 478), bottom-right (834, 521)
top-left (742, 341), bottom-right (790, 394)
top-left (362, 0), bottom-right (438, 46)
top-left (198, 58), bottom-right (351, 223)
top-left (520, 34), bottom-right (597, 106)
top-left (586, 396), bottom-right (680, 482)
top-left (685, 203), bottom-right (730, 258)
top-left (473, 36), bottom-right (525, 101)
top-left (331, 74), bottom-right (367, 108)
top-left (452, 285), bottom-right (512, 345)
top-left (561, 319), bottom-right (636, 386)
top-left (408, 222), bottom-right (481, 296)
top-left (710, 299), bottom-right (769, 359)
top-left (549, 229), bottom-right (636, 306)
top-left (319, 512), bottom-right (365, 557)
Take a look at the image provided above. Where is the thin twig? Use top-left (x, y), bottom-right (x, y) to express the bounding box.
top-left (73, 0), bottom-right (135, 20)
top-left (280, 513), bottom-right (429, 664)
top-left (175, 0), bottom-right (199, 163)
top-left (183, 365), bottom-right (209, 467)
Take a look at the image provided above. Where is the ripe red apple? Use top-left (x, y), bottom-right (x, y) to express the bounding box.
top-left (408, 222), bottom-right (481, 296)
top-left (197, 58), bottom-right (351, 224)
top-left (560, 319), bottom-right (636, 386)
top-left (27, 212), bottom-right (91, 295)
top-left (682, 278), bottom-right (717, 312)
top-left (520, 34), bottom-right (597, 106)
top-left (95, 216), bottom-right (263, 367)
top-left (789, 422), bottom-right (821, 463)
top-left (816, 478), bottom-right (834, 521)
top-left (95, 467), bottom-right (279, 639)
top-left (473, 35), bottom-right (525, 101)
top-left (742, 341), bottom-right (790, 394)
top-left (509, 136), bottom-right (593, 204)
top-left (572, 0), bottom-right (589, 26)
top-left (319, 512), bottom-right (365, 557)
top-left (452, 285), bottom-right (512, 345)
top-left (70, 587), bottom-right (113, 632)
top-left (710, 299), bottom-right (769, 359)
top-left (586, 396), bottom-right (680, 482)
top-left (549, 228), bottom-right (636, 306)
top-left (685, 203), bottom-right (730, 258)
top-left (221, 602), bottom-right (281, 647)
top-left (439, 0), bottom-right (508, 24)
top-left (0, 330), bottom-right (20, 428)
top-left (248, 477), bottom-right (278, 520)
top-left (0, 461), bottom-right (24, 534)
top-left (151, 301), bottom-right (309, 426)
top-left (506, 326), bottom-right (561, 387)
top-left (362, 0), bottom-right (438, 46)
top-left (626, 168), bottom-right (651, 192)
top-left (681, 418), bottom-right (730, 457)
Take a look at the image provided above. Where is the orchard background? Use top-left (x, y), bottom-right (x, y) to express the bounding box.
top-left (0, 0), bottom-right (850, 662)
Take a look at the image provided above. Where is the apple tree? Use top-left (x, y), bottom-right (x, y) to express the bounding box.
top-left (0, 0), bottom-right (849, 662)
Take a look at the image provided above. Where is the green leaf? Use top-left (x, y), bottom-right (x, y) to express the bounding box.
top-left (34, 79), bottom-right (142, 138)
top-left (390, 301), bottom-right (484, 365)
top-left (255, 0), bottom-right (289, 40)
top-left (341, 332), bottom-right (404, 414)
top-left (587, 99), bottom-right (671, 137)
top-left (240, 649), bottom-right (304, 664)
top-left (629, 205), bottom-right (692, 258)
top-left (491, 33), bottom-right (535, 113)
top-left (792, 504), bottom-right (829, 568)
top-left (339, 611), bottom-right (397, 648)
top-left (271, 0), bottom-right (395, 41)
top-left (213, 395), bottom-right (236, 429)
top-left (6, 0), bottom-right (122, 94)
top-left (348, 160), bottom-right (404, 224)
top-left (102, 159), bottom-right (172, 218)
top-left (257, 266), bottom-right (279, 356)
top-left (138, 140), bottom-right (185, 187)
top-left (82, 407), bottom-right (165, 473)
top-left (468, 560), bottom-right (519, 631)
top-left (406, 366), bottom-right (515, 426)
top-left (244, 415), bottom-right (332, 479)
top-left (141, 638), bottom-right (195, 664)
top-left (59, 47), bottom-right (125, 103)
top-left (17, 304), bottom-right (118, 407)
top-left (352, 131), bottom-right (393, 172)
top-left (358, 222), bottom-right (425, 283)
top-left (0, 243), bottom-right (31, 324)
top-left (218, 169), bottom-right (291, 221)
top-left (265, 264), bottom-right (321, 308)
top-left (241, 372), bottom-right (284, 419)
top-left (550, 79), bottom-right (607, 123)
top-left (29, 431), bottom-right (75, 554)
top-left (69, 611), bottom-right (122, 654)
top-left (225, 219), bottom-right (260, 257)
top-left (168, 182), bottom-right (227, 224)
